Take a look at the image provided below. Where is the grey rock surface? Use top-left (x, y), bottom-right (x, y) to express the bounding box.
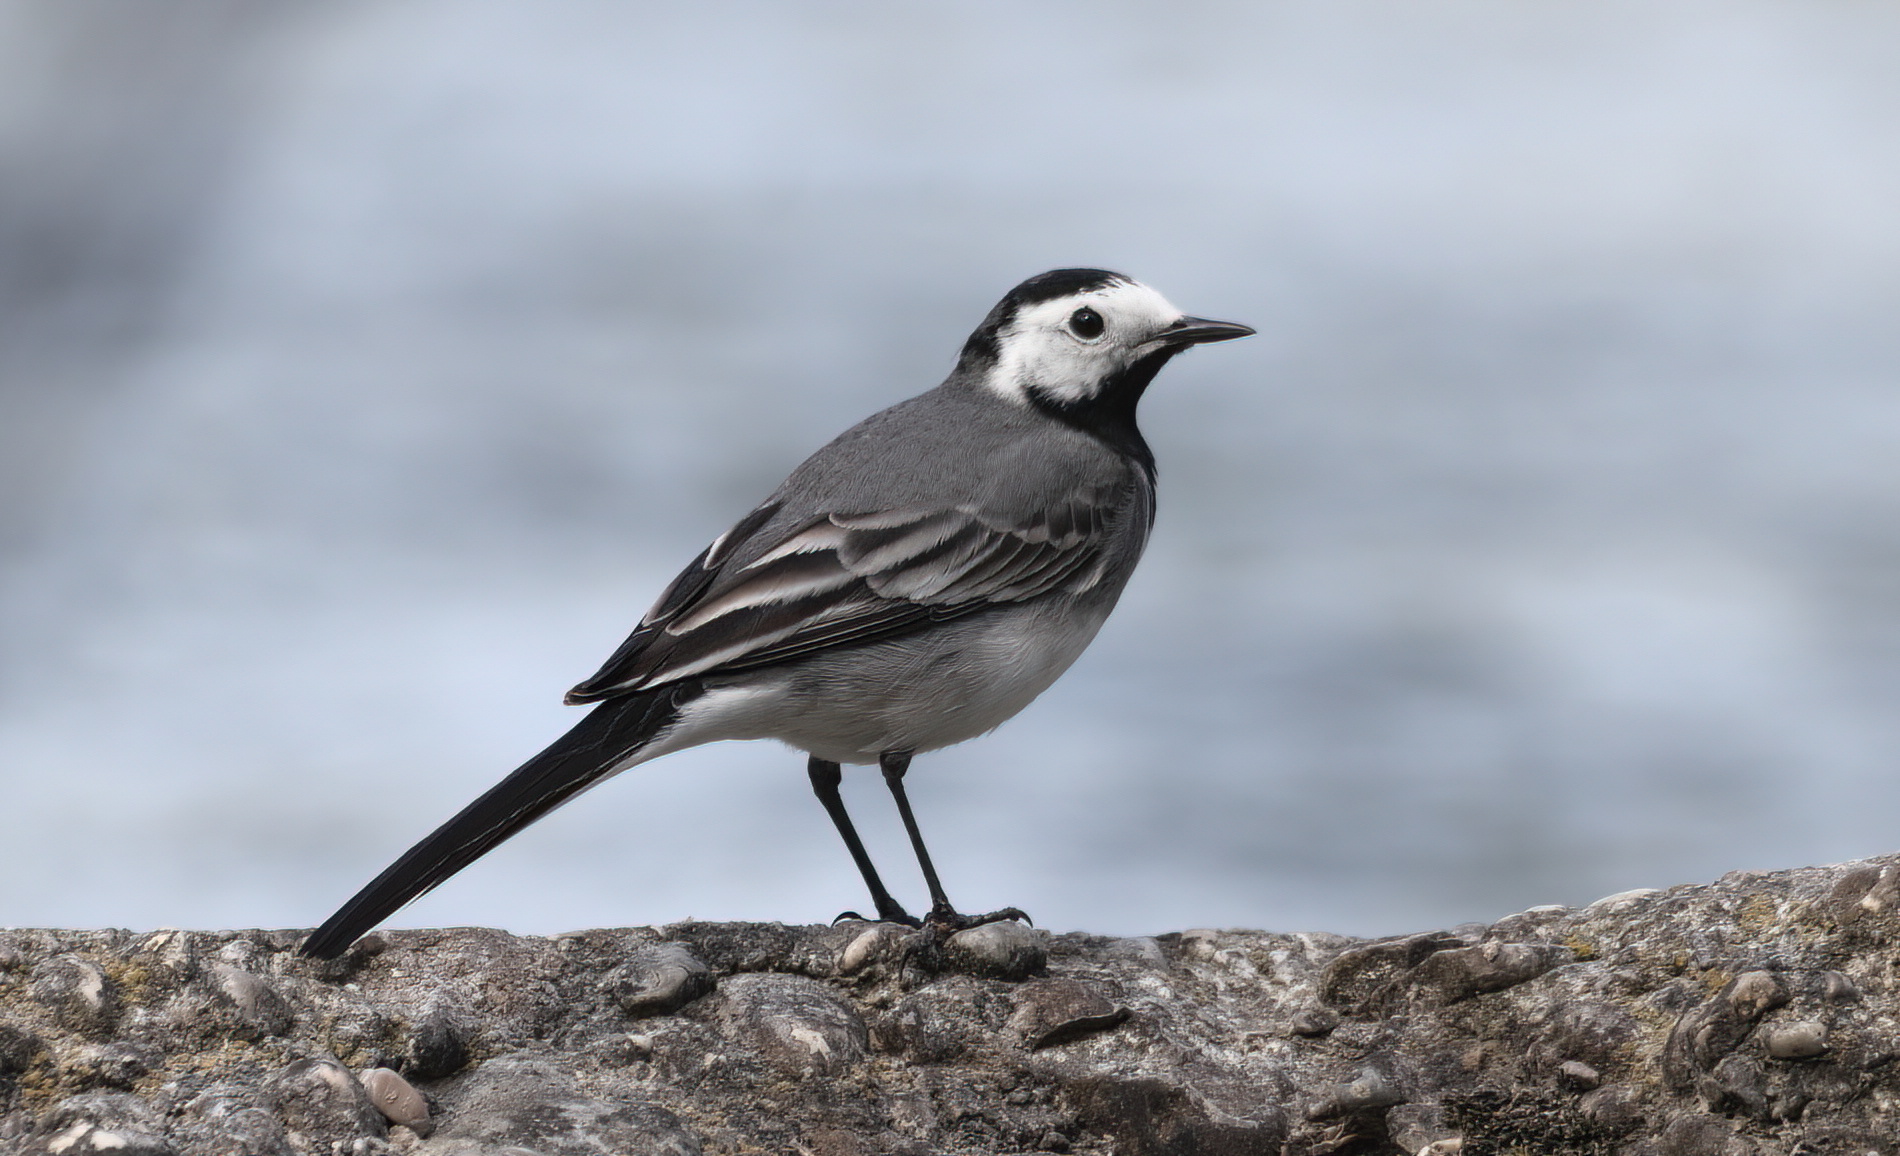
top-left (8, 858), bottom-right (1900, 1153)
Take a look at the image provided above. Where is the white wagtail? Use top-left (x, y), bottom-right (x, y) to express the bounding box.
top-left (300, 268), bottom-right (1252, 958)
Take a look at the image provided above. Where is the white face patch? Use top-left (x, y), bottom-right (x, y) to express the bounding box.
top-left (981, 279), bottom-right (1187, 407)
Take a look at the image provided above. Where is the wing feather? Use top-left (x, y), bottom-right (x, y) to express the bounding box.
top-left (833, 510), bottom-right (968, 572)
top-left (667, 550), bottom-right (858, 634)
top-left (565, 483), bottom-right (1139, 703)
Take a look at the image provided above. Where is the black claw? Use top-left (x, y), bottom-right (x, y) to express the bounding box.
top-left (922, 905), bottom-right (1033, 933)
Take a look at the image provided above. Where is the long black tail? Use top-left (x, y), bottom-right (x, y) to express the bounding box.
top-left (300, 682), bottom-right (701, 959)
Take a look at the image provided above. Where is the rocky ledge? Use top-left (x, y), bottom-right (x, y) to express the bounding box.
top-left (8, 858), bottom-right (1900, 1155)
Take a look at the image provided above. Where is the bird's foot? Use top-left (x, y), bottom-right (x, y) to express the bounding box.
top-left (831, 902), bottom-right (923, 928)
top-left (832, 903), bottom-right (1030, 939)
top-left (921, 904), bottom-right (1033, 933)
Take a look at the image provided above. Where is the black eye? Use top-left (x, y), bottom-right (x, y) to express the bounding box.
top-left (1068, 306), bottom-right (1104, 340)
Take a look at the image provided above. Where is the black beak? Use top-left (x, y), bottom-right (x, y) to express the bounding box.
top-left (1152, 316), bottom-right (1257, 346)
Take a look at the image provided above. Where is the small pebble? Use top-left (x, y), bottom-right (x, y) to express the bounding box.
top-left (1765, 1022), bottom-right (1828, 1060)
top-left (943, 921), bottom-right (1046, 981)
top-left (1725, 971), bottom-right (1788, 1018)
top-left (599, 944), bottom-right (715, 1018)
top-left (1006, 979), bottom-right (1130, 1050)
top-left (1822, 971), bottom-right (1862, 1003)
top-left (1287, 1008), bottom-right (1339, 1038)
top-left (1306, 1067), bottom-right (1404, 1120)
top-left (838, 925), bottom-right (911, 974)
top-left (362, 1067), bottom-right (432, 1135)
top-left (1557, 1060), bottom-right (1601, 1090)
top-left (1417, 1141), bottom-right (1463, 1156)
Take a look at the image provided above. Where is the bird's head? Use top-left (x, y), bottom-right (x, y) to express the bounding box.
top-left (957, 268), bottom-right (1254, 412)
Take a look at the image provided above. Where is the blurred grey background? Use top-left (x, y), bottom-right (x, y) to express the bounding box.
top-left (4, 0), bottom-right (1900, 940)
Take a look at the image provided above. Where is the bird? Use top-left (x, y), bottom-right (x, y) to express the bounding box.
top-left (300, 268), bottom-right (1252, 959)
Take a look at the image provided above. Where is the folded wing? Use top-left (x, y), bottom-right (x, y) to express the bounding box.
top-left (565, 488), bottom-right (1132, 703)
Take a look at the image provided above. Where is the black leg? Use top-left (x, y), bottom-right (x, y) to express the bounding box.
top-left (878, 750), bottom-right (951, 910)
top-left (879, 750), bottom-right (1030, 930)
top-left (808, 756), bottom-right (917, 926)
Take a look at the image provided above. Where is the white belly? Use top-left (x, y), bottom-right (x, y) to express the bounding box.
top-left (651, 599), bottom-right (1112, 765)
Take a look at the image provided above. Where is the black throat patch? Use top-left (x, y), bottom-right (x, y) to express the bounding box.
top-left (1022, 345), bottom-right (1178, 479)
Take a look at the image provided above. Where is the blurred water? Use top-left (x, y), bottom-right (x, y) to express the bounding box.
top-left (4, 0), bottom-right (1900, 938)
